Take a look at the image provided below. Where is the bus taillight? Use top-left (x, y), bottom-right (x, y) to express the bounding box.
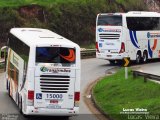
top-left (119, 42), bottom-right (125, 53)
top-left (96, 42), bottom-right (100, 53)
top-left (74, 92), bottom-right (80, 107)
top-left (28, 90), bottom-right (34, 100)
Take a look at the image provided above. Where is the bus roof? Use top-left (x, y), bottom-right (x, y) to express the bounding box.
top-left (10, 28), bottom-right (78, 47)
top-left (98, 11), bottom-right (160, 17)
top-left (126, 11), bottom-right (160, 16)
top-left (98, 13), bottom-right (125, 16)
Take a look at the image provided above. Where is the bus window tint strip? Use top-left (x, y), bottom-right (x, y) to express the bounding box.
top-left (36, 47), bottom-right (76, 63)
top-left (98, 15), bottom-right (122, 26)
top-left (8, 33), bottom-right (30, 62)
top-left (127, 17), bottom-right (160, 31)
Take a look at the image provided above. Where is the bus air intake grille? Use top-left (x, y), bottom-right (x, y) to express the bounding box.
top-left (40, 75), bottom-right (70, 93)
top-left (99, 33), bottom-right (120, 40)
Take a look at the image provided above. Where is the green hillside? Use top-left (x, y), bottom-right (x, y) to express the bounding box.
top-left (0, 0), bottom-right (145, 7)
top-left (0, 0), bottom-right (84, 7)
top-left (0, 0), bottom-right (147, 47)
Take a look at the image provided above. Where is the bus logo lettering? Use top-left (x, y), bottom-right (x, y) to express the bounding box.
top-left (147, 32), bottom-right (160, 38)
top-left (98, 28), bottom-right (121, 32)
top-left (40, 67), bottom-right (71, 73)
top-left (98, 28), bottom-right (104, 32)
top-left (147, 32), bottom-right (151, 38)
top-left (40, 67), bottom-right (48, 72)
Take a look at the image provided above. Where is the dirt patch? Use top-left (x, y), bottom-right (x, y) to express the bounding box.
top-left (83, 78), bottom-right (108, 120)
top-left (19, 4), bottom-right (45, 22)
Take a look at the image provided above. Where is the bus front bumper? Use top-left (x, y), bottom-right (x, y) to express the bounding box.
top-left (96, 53), bottom-right (124, 60)
top-left (23, 106), bottom-right (79, 116)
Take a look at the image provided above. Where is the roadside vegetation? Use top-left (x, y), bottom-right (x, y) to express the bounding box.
top-left (93, 68), bottom-right (160, 120)
top-left (0, 63), bottom-right (4, 70)
top-left (0, 0), bottom-right (147, 47)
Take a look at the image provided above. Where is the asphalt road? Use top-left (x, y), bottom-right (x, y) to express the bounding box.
top-left (0, 58), bottom-right (114, 120)
top-left (132, 61), bottom-right (160, 76)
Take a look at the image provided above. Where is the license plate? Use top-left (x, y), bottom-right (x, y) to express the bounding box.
top-left (47, 105), bottom-right (61, 109)
top-left (107, 55), bottom-right (112, 57)
top-left (100, 51), bottom-right (105, 53)
top-left (50, 100), bottom-right (58, 104)
top-left (46, 94), bottom-right (63, 99)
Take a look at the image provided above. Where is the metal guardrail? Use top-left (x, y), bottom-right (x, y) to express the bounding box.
top-left (0, 59), bottom-right (5, 72)
top-left (0, 59), bottom-right (5, 64)
top-left (81, 49), bottom-right (96, 59)
top-left (0, 49), bottom-right (96, 65)
top-left (132, 70), bottom-right (160, 82)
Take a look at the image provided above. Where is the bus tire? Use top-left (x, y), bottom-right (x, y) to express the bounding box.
top-left (18, 97), bottom-right (22, 114)
top-left (109, 60), bottom-right (115, 64)
top-left (136, 52), bottom-right (141, 64)
top-left (143, 51), bottom-right (148, 63)
top-left (116, 60), bottom-right (122, 65)
top-left (63, 116), bottom-right (70, 120)
top-left (8, 83), bottom-right (11, 97)
top-left (18, 98), bottom-right (28, 118)
top-left (6, 80), bottom-right (8, 90)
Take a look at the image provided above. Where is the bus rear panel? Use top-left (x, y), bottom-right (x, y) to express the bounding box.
top-left (96, 12), bottom-right (160, 63)
top-left (96, 13), bottom-right (125, 61)
top-left (6, 28), bottom-right (81, 117)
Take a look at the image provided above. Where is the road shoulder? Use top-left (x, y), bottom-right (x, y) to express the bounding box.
top-left (83, 67), bottom-right (119, 120)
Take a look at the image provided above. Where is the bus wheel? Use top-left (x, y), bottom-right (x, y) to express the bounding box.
top-left (116, 60), bottom-right (122, 65)
top-left (18, 97), bottom-right (22, 114)
top-left (62, 116), bottom-right (70, 120)
top-left (109, 60), bottom-right (115, 64)
top-left (6, 80), bottom-right (8, 90)
top-left (136, 52), bottom-right (141, 64)
top-left (8, 83), bottom-right (11, 97)
top-left (143, 51), bottom-right (148, 63)
top-left (18, 98), bottom-right (28, 118)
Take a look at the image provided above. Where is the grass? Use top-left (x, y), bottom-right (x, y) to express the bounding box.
top-left (93, 68), bottom-right (160, 120)
top-left (0, 0), bottom-right (94, 7)
top-left (0, 63), bottom-right (4, 69)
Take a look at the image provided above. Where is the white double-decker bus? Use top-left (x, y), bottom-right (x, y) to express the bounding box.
top-left (96, 11), bottom-right (160, 64)
top-left (5, 28), bottom-right (81, 117)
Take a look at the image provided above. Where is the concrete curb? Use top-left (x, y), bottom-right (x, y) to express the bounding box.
top-left (91, 86), bottom-right (114, 120)
top-left (84, 67), bottom-right (120, 120)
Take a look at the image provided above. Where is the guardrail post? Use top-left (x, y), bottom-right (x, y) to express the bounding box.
top-left (144, 76), bottom-right (147, 83)
top-left (133, 72), bottom-right (137, 79)
top-left (133, 70), bottom-right (160, 83)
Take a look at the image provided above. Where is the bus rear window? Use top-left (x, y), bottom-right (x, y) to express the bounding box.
top-left (36, 47), bottom-right (76, 63)
top-left (98, 15), bottom-right (122, 26)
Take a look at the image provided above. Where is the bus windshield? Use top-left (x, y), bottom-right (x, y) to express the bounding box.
top-left (98, 15), bottom-right (122, 26)
top-left (36, 47), bottom-right (76, 63)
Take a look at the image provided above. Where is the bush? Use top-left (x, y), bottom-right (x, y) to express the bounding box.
top-left (0, 0), bottom-right (147, 47)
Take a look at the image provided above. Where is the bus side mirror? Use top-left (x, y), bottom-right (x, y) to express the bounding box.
top-left (0, 46), bottom-right (8, 60)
